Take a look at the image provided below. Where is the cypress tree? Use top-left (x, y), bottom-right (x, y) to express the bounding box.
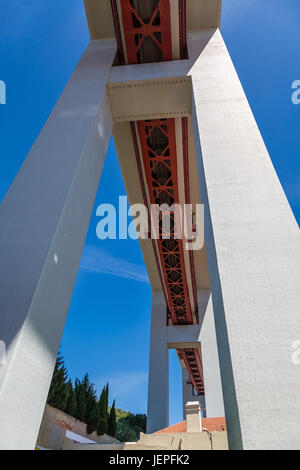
top-left (105, 382), bottom-right (109, 423)
top-left (65, 379), bottom-right (77, 417)
top-left (74, 377), bottom-right (87, 422)
top-left (108, 400), bottom-right (117, 437)
top-left (85, 377), bottom-right (99, 434)
top-left (46, 352), bottom-right (116, 437)
top-left (47, 353), bottom-right (69, 411)
top-left (86, 404), bottom-right (99, 435)
top-left (97, 386), bottom-right (108, 435)
top-left (105, 383), bottom-right (109, 408)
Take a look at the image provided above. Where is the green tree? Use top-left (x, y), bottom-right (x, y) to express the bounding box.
top-left (46, 351), bottom-right (123, 437)
top-left (86, 405), bottom-right (99, 435)
top-left (74, 377), bottom-right (87, 422)
top-left (97, 386), bottom-right (108, 435)
top-left (115, 413), bottom-right (147, 442)
top-left (105, 382), bottom-right (109, 421)
top-left (125, 413), bottom-right (147, 434)
top-left (65, 379), bottom-right (77, 417)
top-left (108, 400), bottom-right (117, 437)
top-left (47, 353), bottom-right (69, 411)
top-left (85, 376), bottom-right (99, 434)
top-left (115, 418), bottom-right (137, 442)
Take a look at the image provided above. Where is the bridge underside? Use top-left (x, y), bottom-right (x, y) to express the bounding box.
top-left (107, 0), bottom-right (217, 403)
top-left (1, 0), bottom-right (298, 451)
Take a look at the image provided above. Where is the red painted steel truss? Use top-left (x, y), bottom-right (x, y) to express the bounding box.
top-left (119, 0), bottom-right (172, 64)
top-left (179, 348), bottom-right (205, 395)
top-left (111, 0), bottom-right (187, 64)
top-left (137, 119), bottom-right (192, 325)
top-left (116, 1), bottom-right (201, 393)
top-left (131, 118), bottom-right (204, 394)
top-left (179, 0), bottom-right (187, 59)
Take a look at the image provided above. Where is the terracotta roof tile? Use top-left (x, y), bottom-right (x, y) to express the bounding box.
top-left (155, 417), bottom-right (226, 434)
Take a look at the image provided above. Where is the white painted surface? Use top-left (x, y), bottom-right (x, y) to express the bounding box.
top-left (191, 29), bottom-right (300, 449)
top-left (147, 291), bottom-right (169, 434)
top-left (0, 39), bottom-right (116, 449)
top-left (65, 431), bottom-right (96, 444)
top-left (199, 292), bottom-right (224, 419)
top-left (186, 401), bottom-right (202, 433)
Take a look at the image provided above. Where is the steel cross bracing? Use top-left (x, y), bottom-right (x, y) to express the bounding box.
top-left (111, 0), bottom-right (205, 396)
top-left (137, 118), bottom-right (193, 326)
top-left (131, 119), bottom-right (204, 395)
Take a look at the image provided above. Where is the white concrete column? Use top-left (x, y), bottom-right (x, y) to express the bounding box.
top-left (147, 291), bottom-right (169, 434)
top-left (0, 39), bottom-right (116, 449)
top-left (190, 29), bottom-right (300, 449)
top-left (181, 367), bottom-right (207, 419)
top-left (199, 292), bottom-right (224, 419)
top-left (182, 367), bottom-right (194, 419)
top-left (180, 293), bottom-right (224, 421)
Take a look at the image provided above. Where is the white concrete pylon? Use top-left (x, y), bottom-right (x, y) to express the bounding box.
top-left (0, 39), bottom-right (116, 450)
top-left (147, 289), bottom-right (224, 434)
top-left (182, 367), bottom-right (195, 419)
top-left (147, 291), bottom-right (169, 434)
top-left (181, 367), bottom-right (205, 418)
top-left (191, 29), bottom-right (300, 449)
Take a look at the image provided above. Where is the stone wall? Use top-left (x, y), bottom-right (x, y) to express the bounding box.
top-left (36, 404), bottom-right (119, 450)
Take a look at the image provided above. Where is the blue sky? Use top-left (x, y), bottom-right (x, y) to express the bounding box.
top-left (0, 0), bottom-right (299, 425)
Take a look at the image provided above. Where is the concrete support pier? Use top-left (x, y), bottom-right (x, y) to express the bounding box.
top-left (147, 292), bottom-right (169, 434)
top-left (191, 29), bottom-right (300, 449)
top-left (0, 39), bottom-right (116, 449)
top-left (147, 290), bottom-right (224, 434)
top-left (182, 367), bottom-right (206, 419)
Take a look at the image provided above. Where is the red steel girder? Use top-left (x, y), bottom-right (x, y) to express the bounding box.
top-left (179, 348), bottom-right (205, 396)
top-left (179, 0), bottom-right (187, 59)
top-left (136, 119), bottom-right (193, 325)
top-left (110, 0), bottom-right (126, 64)
top-left (131, 118), bottom-right (205, 393)
top-left (182, 117), bottom-right (198, 321)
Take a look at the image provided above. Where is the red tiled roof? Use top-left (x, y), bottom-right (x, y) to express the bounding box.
top-left (202, 417), bottom-right (226, 432)
top-left (156, 417), bottom-right (226, 434)
top-left (156, 421), bottom-right (187, 434)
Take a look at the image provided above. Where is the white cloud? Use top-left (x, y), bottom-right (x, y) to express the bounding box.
top-left (79, 244), bottom-right (149, 284)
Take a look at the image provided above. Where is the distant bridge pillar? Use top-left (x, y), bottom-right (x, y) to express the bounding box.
top-left (147, 290), bottom-right (224, 434)
top-left (181, 367), bottom-right (206, 419)
top-left (0, 39), bottom-right (116, 449)
top-left (147, 291), bottom-right (169, 434)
